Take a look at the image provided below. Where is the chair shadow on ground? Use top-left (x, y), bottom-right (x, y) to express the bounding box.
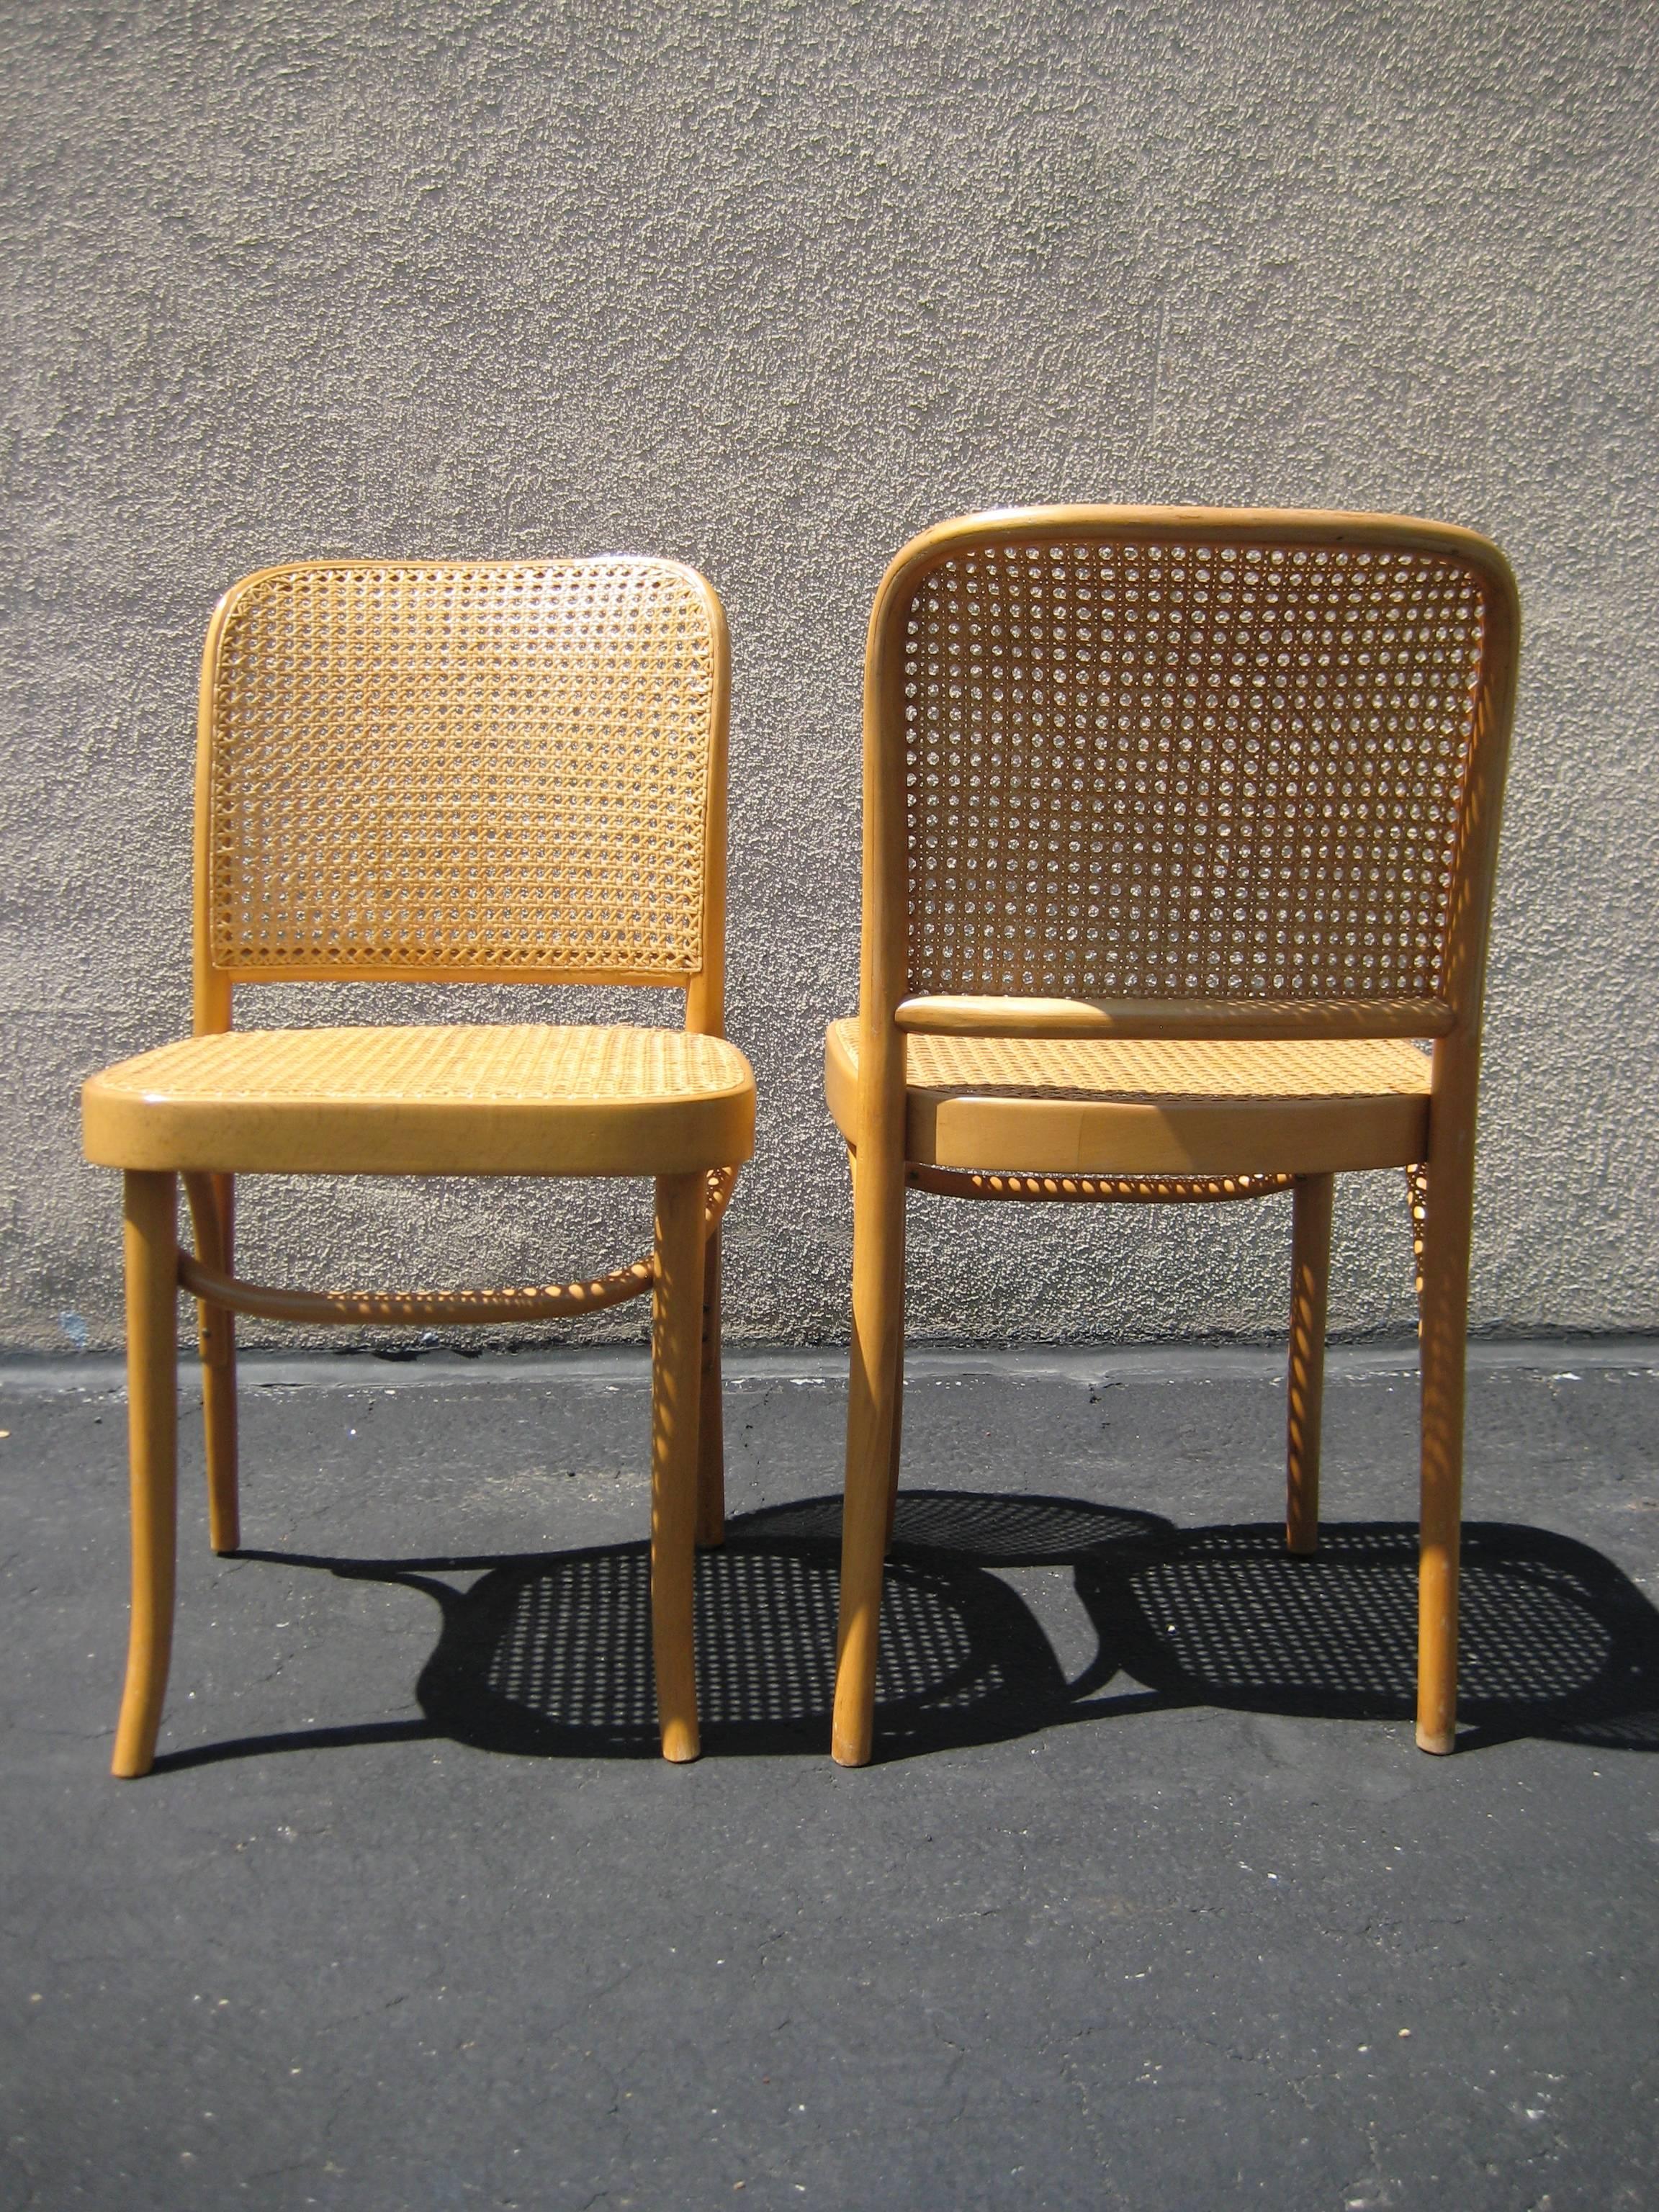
top-left (155, 1488), bottom-right (1659, 1771)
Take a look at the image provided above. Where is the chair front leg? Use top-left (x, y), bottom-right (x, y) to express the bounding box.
top-left (650, 1172), bottom-right (706, 1763)
top-left (1416, 1148), bottom-right (1473, 1755)
top-left (881, 1309), bottom-right (906, 1550)
top-left (1285, 1172), bottom-right (1334, 1556)
top-left (832, 1136), bottom-right (907, 1768)
top-left (186, 1171), bottom-right (240, 1554)
top-left (695, 1223), bottom-right (725, 1548)
top-left (849, 1146), bottom-right (908, 1552)
top-left (112, 1171), bottom-right (179, 1779)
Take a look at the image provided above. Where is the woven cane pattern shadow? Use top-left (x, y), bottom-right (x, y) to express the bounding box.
top-left (739, 1488), bottom-right (1167, 1565)
top-left (415, 1537), bottom-right (1069, 1758)
top-left (197, 1501), bottom-right (1659, 1771)
top-left (1081, 1521), bottom-right (1659, 1749)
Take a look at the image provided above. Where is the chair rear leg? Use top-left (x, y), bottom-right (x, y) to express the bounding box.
top-left (1416, 1154), bottom-right (1473, 1755)
top-left (112, 1171), bottom-right (179, 1779)
top-left (832, 1143), bottom-right (906, 1768)
top-left (650, 1172), bottom-right (706, 1763)
top-left (695, 1223), bottom-right (724, 1548)
top-left (186, 1172), bottom-right (240, 1554)
top-left (1285, 1172), bottom-right (1334, 1557)
top-left (848, 1148), bottom-right (905, 1552)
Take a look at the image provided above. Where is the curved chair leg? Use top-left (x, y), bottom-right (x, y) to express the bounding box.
top-left (1416, 1151), bottom-right (1473, 1755)
top-left (695, 1224), bottom-right (725, 1548)
top-left (112, 1171), bottom-right (179, 1779)
top-left (1285, 1172), bottom-right (1334, 1557)
top-left (832, 1142), bottom-right (907, 1768)
top-left (186, 1172), bottom-right (239, 1554)
top-left (650, 1172), bottom-right (706, 1763)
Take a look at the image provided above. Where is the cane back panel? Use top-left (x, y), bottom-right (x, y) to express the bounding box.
top-left (898, 531), bottom-right (1493, 1006)
top-left (202, 559), bottom-right (719, 981)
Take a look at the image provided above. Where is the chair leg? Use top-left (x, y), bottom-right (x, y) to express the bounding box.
top-left (112, 1171), bottom-right (179, 1779)
top-left (186, 1172), bottom-right (240, 1554)
top-left (695, 1223), bottom-right (725, 1548)
top-left (650, 1172), bottom-right (706, 1763)
top-left (832, 1142), bottom-right (906, 1768)
top-left (881, 1317), bottom-right (905, 1550)
top-left (1285, 1172), bottom-right (1333, 1557)
top-left (1416, 1154), bottom-right (1473, 1755)
top-left (847, 1147), bottom-right (906, 1552)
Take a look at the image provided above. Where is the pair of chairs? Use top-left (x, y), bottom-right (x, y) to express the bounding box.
top-left (82, 506), bottom-right (1519, 1779)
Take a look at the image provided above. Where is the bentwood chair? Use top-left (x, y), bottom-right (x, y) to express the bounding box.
top-left (84, 558), bottom-right (755, 1776)
top-left (827, 507), bottom-right (1519, 1766)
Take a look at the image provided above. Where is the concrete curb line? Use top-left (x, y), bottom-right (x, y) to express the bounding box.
top-left (1, 1336), bottom-right (1655, 1398)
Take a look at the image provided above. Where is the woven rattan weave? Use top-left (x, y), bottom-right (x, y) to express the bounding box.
top-left (827, 506), bottom-right (1520, 1771)
top-left (903, 536), bottom-right (1483, 1007)
top-left (86, 1024), bottom-right (755, 1177)
top-left (91, 1022), bottom-right (751, 1105)
top-left (84, 556), bottom-right (752, 1779)
top-left (206, 560), bottom-right (715, 981)
top-left (834, 1025), bottom-right (1434, 1100)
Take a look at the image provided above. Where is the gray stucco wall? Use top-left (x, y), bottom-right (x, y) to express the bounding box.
top-left (4, 0), bottom-right (1656, 1353)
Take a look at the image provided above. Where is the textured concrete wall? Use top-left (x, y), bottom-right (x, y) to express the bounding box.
top-left (4, 0), bottom-right (1657, 1353)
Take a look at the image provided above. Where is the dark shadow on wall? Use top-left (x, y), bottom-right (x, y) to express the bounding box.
top-left (153, 1492), bottom-right (1659, 1771)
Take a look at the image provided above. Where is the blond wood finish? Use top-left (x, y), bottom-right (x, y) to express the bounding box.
top-left (830, 520), bottom-right (916, 1769)
top-left (86, 1025), bottom-right (753, 1178)
top-left (896, 995), bottom-right (1455, 1040)
top-left (881, 1314), bottom-right (906, 1552)
top-left (86, 557), bottom-right (753, 1773)
top-left (827, 1023), bottom-right (1431, 1177)
top-left (1285, 1174), bottom-right (1334, 1556)
top-left (696, 1227), bottom-right (726, 1547)
top-left (904, 1163), bottom-right (1293, 1203)
top-left (685, 624), bottom-right (731, 1550)
top-left (651, 1173), bottom-right (706, 1762)
top-left (184, 1172), bottom-right (239, 1554)
top-left (1414, 515), bottom-right (1517, 1746)
top-left (172, 1165), bottom-right (735, 1330)
top-left (830, 506), bottom-right (1520, 1768)
top-left (1416, 1113), bottom-right (1474, 1755)
top-left (845, 1145), bottom-right (909, 1553)
top-left (176, 1247), bottom-right (658, 1326)
top-left (111, 1173), bottom-right (179, 1779)
top-left (832, 1090), bottom-right (907, 1769)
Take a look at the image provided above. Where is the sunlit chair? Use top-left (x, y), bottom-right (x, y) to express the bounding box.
top-left (827, 507), bottom-right (1519, 1765)
top-left (84, 558), bottom-right (755, 1775)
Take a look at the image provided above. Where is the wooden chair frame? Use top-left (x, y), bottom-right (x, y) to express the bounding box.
top-left (830, 506), bottom-right (1520, 1766)
top-left (86, 558), bottom-right (753, 1775)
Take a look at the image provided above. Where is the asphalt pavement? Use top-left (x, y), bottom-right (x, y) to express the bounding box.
top-left (3, 1340), bottom-right (1657, 2211)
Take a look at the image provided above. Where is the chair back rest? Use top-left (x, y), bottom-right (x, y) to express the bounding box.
top-left (863, 509), bottom-right (1519, 1038)
top-left (193, 558), bottom-right (729, 1025)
